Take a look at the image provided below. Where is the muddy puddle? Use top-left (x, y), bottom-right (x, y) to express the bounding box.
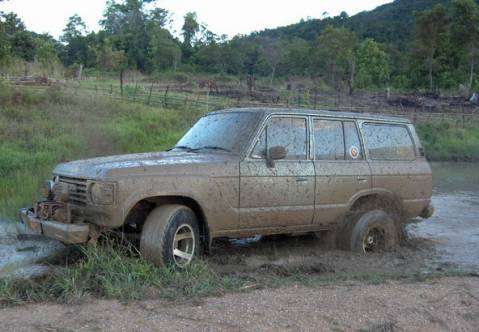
top-left (0, 162), bottom-right (477, 279)
top-left (0, 222), bottom-right (65, 278)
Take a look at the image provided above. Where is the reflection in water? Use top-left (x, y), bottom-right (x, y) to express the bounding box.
top-left (410, 162), bottom-right (479, 271)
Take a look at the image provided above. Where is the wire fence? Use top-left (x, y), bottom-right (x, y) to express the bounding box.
top-left (3, 77), bottom-right (479, 128)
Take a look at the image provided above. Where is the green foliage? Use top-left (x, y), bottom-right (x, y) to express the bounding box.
top-left (417, 123), bottom-right (479, 161)
top-left (314, 26), bottom-right (357, 92)
top-left (3, 1), bottom-right (479, 92)
top-left (355, 39), bottom-right (390, 89)
top-left (409, 5), bottom-right (450, 92)
top-left (451, 0), bottom-right (479, 90)
top-left (0, 85), bottom-right (203, 220)
top-left (0, 239), bottom-right (251, 305)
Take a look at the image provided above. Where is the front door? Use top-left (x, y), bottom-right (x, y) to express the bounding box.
top-left (240, 116), bottom-right (315, 228)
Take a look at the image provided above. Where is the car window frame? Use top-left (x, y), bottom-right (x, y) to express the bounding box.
top-left (311, 117), bottom-right (365, 162)
top-left (361, 121), bottom-right (417, 161)
top-left (246, 114), bottom-right (311, 161)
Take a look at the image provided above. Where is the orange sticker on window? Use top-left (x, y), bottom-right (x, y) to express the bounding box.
top-left (349, 146), bottom-right (359, 159)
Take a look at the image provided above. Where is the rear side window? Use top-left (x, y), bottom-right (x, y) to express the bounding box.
top-left (314, 120), bottom-right (344, 160)
top-left (314, 119), bottom-right (363, 160)
top-left (363, 123), bottom-right (415, 161)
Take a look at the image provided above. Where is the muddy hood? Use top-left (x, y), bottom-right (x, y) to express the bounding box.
top-left (53, 151), bottom-right (239, 179)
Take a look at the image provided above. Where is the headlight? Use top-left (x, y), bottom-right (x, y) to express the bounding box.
top-left (42, 180), bottom-right (55, 200)
top-left (89, 182), bottom-right (116, 205)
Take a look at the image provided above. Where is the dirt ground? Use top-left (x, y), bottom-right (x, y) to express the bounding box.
top-left (0, 276), bottom-right (477, 331)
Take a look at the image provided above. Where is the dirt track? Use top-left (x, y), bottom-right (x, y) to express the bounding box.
top-left (1, 276), bottom-right (478, 331)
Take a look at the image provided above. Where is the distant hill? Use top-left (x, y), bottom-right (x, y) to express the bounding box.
top-left (252, 0), bottom-right (454, 48)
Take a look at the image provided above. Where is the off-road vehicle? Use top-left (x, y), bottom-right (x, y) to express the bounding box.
top-left (20, 108), bottom-right (434, 267)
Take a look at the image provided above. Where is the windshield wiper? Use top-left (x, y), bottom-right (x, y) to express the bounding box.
top-left (192, 145), bottom-right (232, 152)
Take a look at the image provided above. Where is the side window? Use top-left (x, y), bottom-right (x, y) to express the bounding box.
top-left (363, 123), bottom-right (416, 160)
top-left (344, 121), bottom-right (363, 160)
top-left (314, 119), bottom-right (344, 160)
top-left (252, 117), bottom-right (307, 160)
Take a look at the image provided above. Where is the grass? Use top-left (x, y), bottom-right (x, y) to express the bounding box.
top-left (1, 235), bottom-right (473, 308)
top-left (0, 239), bottom-right (253, 306)
top-left (0, 83), bottom-right (210, 221)
top-left (417, 122), bottom-right (479, 161)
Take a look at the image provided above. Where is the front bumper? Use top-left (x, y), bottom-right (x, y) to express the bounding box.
top-left (19, 208), bottom-right (90, 244)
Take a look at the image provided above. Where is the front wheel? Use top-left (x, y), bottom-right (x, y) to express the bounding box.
top-left (140, 205), bottom-right (200, 267)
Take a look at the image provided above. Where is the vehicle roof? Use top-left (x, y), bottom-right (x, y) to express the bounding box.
top-left (210, 107), bottom-right (411, 123)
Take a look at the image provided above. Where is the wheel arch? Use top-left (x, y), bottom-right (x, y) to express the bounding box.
top-left (347, 190), bottom-right (405, 221)
top-left (123, 195), bottom-right (211, 248)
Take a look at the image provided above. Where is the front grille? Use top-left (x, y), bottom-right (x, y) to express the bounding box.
top-left (58, 176), bottom-right (88, 206)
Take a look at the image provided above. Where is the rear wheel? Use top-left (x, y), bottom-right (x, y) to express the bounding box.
top-left (140, 205), bottom-right (200, 267)
top-left (339, 209), bottom-right (398, 253)
top-left (351, 210), bottom-right (398, 253)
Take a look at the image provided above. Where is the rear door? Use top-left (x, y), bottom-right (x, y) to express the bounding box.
top-left (239, 115), bottom-right (315, 228)
top-left (361, 122), bottom-right (431, 217)
top-left (312, 118), bottom-right (371, 225)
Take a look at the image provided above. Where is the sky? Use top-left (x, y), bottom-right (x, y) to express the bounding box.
top-left (0, 0), bottom-right (393, 40)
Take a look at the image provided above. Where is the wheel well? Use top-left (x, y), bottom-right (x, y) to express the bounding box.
top-left (123, 196), bottom-right (210, 246)
top-left (349, 194), bottom-right (404, 220)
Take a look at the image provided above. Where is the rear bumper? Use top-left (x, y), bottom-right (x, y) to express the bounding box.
top-left (19, 208), bottom-right (90, 244)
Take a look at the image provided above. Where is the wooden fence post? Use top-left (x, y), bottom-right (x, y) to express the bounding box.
top-left (147, 82), bottom-right (154, 105)
top-left (164, 86), bottom-right (169, 108)
top-left (133, 82), bottom-right (138, 103)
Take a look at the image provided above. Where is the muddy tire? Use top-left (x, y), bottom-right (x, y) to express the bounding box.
top-left (349, 210), bottom-right (398, 253)
top-left (140, 205), bottom-right (200, 268)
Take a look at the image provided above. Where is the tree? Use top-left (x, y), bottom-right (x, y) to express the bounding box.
top-left (261, 37), bottom-right (285, 87)
top-left (355, 39), bottom-right (390, 89)
top-left (451, 0), bottom-right (479, 91)
top-left (315, 26), bottom-right (357, 94)
top-left (35, 36), bottom-right (59, 76)
top-left (100, 0), bottom-right (151, 71)
top-left (181, 12), bottom-right (199, 60)
top-left (61, 14), bottom-right (90, 66)
top-left (0, 14), bottom-right (11, 71)
top-left (410, 5), bottom-right (449, 92)
top-left (61, 14), bottom-right (87, 42)
top-left (182, 12), bottom-right (200, 47)
top-left (279, 38), bottom-right (311, 77)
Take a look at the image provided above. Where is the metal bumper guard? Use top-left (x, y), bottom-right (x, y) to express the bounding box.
top-left (19, 208), bottom-right (90, 244)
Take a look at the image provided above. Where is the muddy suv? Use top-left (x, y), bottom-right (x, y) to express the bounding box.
top-left (20, 108), bottom-right (434, 267)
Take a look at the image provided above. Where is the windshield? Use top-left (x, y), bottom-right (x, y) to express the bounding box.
top-left (174, 112), bottom-right (261, 154)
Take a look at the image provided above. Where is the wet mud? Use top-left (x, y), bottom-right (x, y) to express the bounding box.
top-left (208, 233), bottom-right (435, 279)
top-left (0, 222), bottom-right (65, 278)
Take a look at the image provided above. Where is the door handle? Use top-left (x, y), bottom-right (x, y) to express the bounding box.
top-left (296, 178), bottom-right (308, 183)
top-left (357, 176), bottom-right (368, 182)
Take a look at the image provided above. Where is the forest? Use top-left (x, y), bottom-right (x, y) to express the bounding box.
top-left (1, 0), bottom-right (479, 95)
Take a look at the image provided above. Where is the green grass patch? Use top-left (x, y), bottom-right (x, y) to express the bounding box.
top-left (417, 123), bottom-right (479, 162)
top-left (0, 240), bottom-right (253, 306)
top-left (0, 84), bottom-right (209, 221)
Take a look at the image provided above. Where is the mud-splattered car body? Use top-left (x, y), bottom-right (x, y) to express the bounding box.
top-left (20, 108), bottom-right (433, 251)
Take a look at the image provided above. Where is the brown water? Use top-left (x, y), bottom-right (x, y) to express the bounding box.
top-left (409, 162), bottom-right (479, 272)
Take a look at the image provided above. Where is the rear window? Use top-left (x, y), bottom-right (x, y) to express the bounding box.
top-left (314, 119), bottom-right (363, 160)
top-left (363, 123), bottom-right (415, 161)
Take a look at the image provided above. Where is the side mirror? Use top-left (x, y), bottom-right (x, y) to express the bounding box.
top-left (266, 146), bottom-right (287, 167)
